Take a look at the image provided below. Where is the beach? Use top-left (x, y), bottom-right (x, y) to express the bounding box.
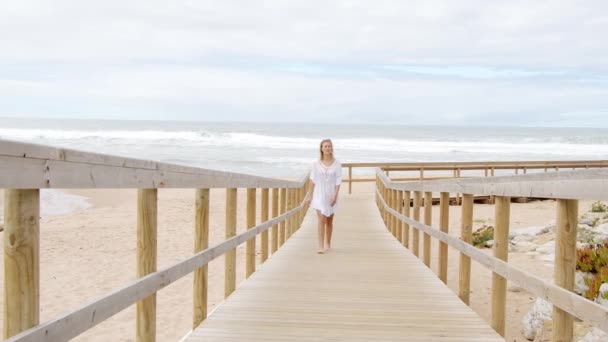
top-left (0, 182), bottom-right (598, 341)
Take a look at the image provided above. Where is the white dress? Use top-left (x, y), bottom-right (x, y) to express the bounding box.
top-left (310, 159), bottom-right (342, 217)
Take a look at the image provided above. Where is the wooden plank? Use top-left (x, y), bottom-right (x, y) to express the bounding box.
top-left (279, 188), bottom-right (286, 247)
top-left (246, 188), bottom-right (256, 278)
top-left (0, 140), bottom-right (310, 189)
top-left (376, 189), bottom-right (608, 334)
top-left (186, 193), bottom-right (503, 342)
top-left (459, 194), bottom-right (473, 305)
top-left (3, 190), bottom-right (40, 339)
top-left (271, 188), bottom-right (279, 254)
top-left (438, 192), bottom-right (449, 284)
top-left (225, 189), bottom-right (237, 298)
top-left (553, 199), bottom-right (578, 342)
top-left (260, 188), bottom-right (269, 263)
top-left (423, 192), bottom-right (432, 267)
top-left (343, 160), bottom-right (607, 168)
top-left (491, 196), bottom-right (509, 337)
top-left (5, 197), bottom-right (306, 342)
top-left (193, 189), bottom-right (210, 329)
top-left (402, 191), bottom-right (410, 248)
top-left (137, 189), bottom-right (157, 342)
top-left (377, 168), bottom-right (608, 201)
top-left (412, 191), bottom-right (421, 257)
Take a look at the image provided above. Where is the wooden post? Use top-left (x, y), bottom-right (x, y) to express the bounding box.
top-left (348, 166), bottom-right (353, 194)
top-left (3, 189), bottom-right (40, 339)
top-left (193, 189), bottom-right (209, 329)
top-left (391, 189), bottom-right (397, 237)
top-left (279, 188), bottom-right (286, 246)
top-left (419, 167), bottom-right (424, 180)
top-left (439, 192), bottom-right (449, 283)
top-left (286, 188), bottom-right (294, 239)
top-left (396, 190), bottom-right (403, 242)
top-left (383, 184), bottom-right (388, 226)
top-left (403, 191), bottom-right (410, 248)
top-left (553, 199), bottom-right (578, 342)
top-left (492, 196), bottom-right (510, 337)
top-left (412, 191), bottom-right (421, 257)
top-left (423, 192), bottom-right (432, 267)
top-left (137, 189), bottom-right (157, 342)
top-left (459, 194), bottom-right (474, 305)
top-left (261, 188), bottom-right (269, 263)
top-left (271, 188), bottom-right (279, 254)
top-left (246, 188), bottom-right (256, 278)
top-left (225, 188), bottom-right (237, 298)
top-left (485, 168), bottom-right (488, 177)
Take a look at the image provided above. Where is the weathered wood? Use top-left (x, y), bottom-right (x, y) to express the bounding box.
top-left (0, 140), bottom-right (310, 189)
top-left (186, 195), bottom-right (503, 342)
top-left (553, 199), bottom-right (578, 342)
top-left (348, 166), bottom-right (353, 194)
top-left (137, 189), bottom-right (157, 342)
top-left (279, 188), bottom-right (286, 246)
top-left (286, 189), bottom-right (294, 238)
top-left (459, 194), bottom-right (474, 305)
top-left (260, 188), bottom-right (269, 263)
top-left (376, 189), bottom-right (608, 334)
top-left (4, 202), bottom-right (305, 342)
top-left (3, 189), bottom-right (40, 339)
top-left (376, 168), bottom-right (608, 201)
top-left (246, 188), bottom-right (256, 278)
top-left (412, 191), bottom-right (421, 257)
top-left (423, 192), bottom-right (432, 267)
top-left (402, 191), bottom-right (410, 248)
top-left (193, 189), bottom-right (209, 329)
top-left (438, 192), bottom-right (449, 284)
top-left (396, 190), bottom-right (403, 242)
top-left (271, 188), bottom-right (279, 254)
top-left (391, 189), bottom-right (397, 237)
top-left (491, 196), bottom-right (510, 337)
top-left (344, 160), bottom-right (607, 169)
top-left (225, 188), bottom-right (237, 298)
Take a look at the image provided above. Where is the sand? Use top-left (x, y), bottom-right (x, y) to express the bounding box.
top-left (0, 184), bottom-right (598, 341)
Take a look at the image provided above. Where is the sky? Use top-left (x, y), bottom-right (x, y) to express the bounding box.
top-left (1, 1), bottom-right (607, 127)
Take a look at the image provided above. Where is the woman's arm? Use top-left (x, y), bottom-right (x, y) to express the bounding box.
top-left (331, 184), bottom-right (340, 206)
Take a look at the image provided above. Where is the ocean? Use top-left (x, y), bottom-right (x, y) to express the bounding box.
top-left (1, 117), bottom-right (608, 177)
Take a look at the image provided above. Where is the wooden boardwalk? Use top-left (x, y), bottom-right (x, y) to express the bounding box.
top-left (186, 193), bottom-right (503, 341)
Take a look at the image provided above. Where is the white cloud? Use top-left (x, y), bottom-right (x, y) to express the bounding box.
top-left (0, 0), bottom-right (607, 125)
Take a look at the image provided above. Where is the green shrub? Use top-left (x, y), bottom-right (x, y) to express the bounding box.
top-left (472, 225), bottom-right (494, 248)
top-left (577, 243), bottom-right (608, 300)
top-left (591, 201), bottom-right (607, 213)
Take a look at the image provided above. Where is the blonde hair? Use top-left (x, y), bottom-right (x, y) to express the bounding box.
top-left (319, 139), bottom-right (334, 160)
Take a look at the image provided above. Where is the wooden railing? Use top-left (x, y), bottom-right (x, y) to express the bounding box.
top-left (343, 160), bottom-right (608, 194)
top-left (0, 139), bottom-right (311, 342)
top-left (375, 167), bottom-right (608, 340)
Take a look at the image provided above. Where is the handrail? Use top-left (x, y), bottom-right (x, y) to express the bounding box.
top-left (376, 167), bottom-right (608, 200)
top-left (342, 160), bottom-right (608, 194)
top-left (6, 193), bottom-right (311, 342)
top-left (344, 160), bottom-right (608, 168)
top-left (0, 139), bottom-right (309, 189)
top-left (1, 139), bottom-right (313, 341)
top-left (374, 188), bottom-right (608, 333)
top-left (375, 167), bottom-right (608, 338)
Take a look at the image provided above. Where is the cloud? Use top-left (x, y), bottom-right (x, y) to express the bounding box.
top-left (0, 1), bottom-right (607, 126)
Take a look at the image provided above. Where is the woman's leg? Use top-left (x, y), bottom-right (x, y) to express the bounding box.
top-left (326, 214), bottom-right (334, 250)
top-left (316, 210), bottom-right (326, 253)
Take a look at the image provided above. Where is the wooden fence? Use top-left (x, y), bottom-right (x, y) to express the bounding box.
top-left (375, 167), bottom-right (608, 340)
top-left (1, 139), bottom-right (311, 342)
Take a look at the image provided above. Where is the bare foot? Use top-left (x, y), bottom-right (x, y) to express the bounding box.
top-left (317, 249), bottom-right (324, 254)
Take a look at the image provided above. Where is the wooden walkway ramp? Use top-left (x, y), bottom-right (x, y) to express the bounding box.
top-left (186, 194), bottom-right (503, 341)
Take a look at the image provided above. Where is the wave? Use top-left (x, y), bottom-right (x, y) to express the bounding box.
top-left (2, 128), bottom-right (608, 157)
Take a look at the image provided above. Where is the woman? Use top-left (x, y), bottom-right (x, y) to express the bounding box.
top-left (308, 138), bottom-right (341, 254)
